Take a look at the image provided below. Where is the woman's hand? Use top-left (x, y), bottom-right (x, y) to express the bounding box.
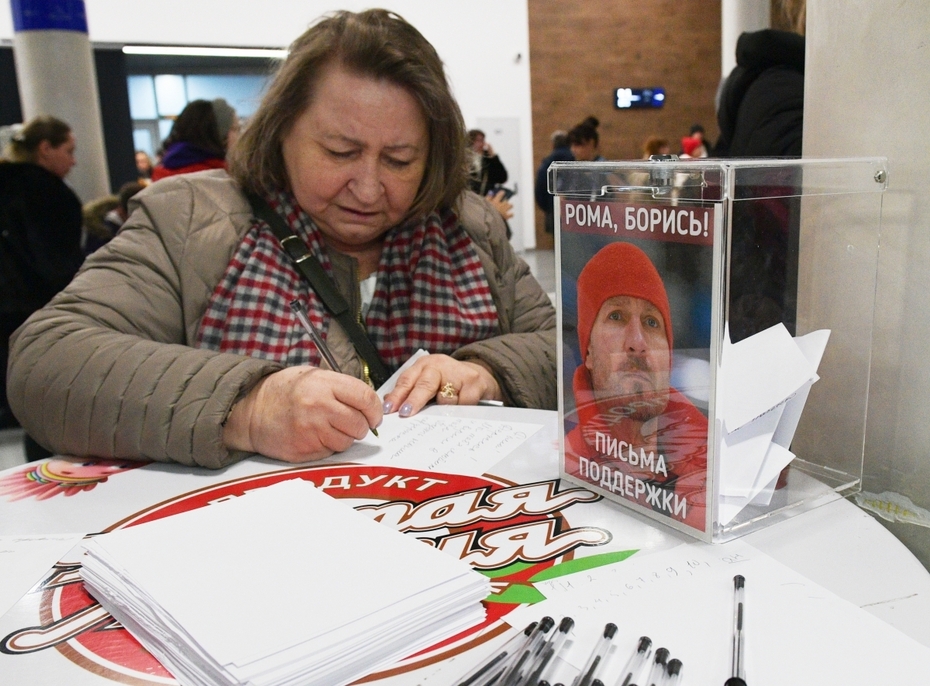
top-left (222, 366), bottom-right (382, 462)
top-left (382, 354), bottom-right (503, 417)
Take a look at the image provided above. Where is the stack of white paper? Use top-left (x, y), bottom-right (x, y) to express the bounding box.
top-left (81, 479), bottom-right (490, 686)
top-left (717, 324), bottom-right (830, 524)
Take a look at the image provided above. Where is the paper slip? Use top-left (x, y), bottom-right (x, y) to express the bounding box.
top-left (719, 324), bottom-right (825, 432)
top-left (501, 539), bottom-right (930, 685)
top-left (717, 327), bottom-right (829, 520)
top-left (350, 413), bottom-right (543, 476)
top-left (81, 479), bottom-right (490, 686)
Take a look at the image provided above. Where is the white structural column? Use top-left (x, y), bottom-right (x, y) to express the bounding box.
top-left (803, 0), bottom-right (930, 565)
top-left (11, 0), bottom-right (109, 202)
top-left (720, 0), bottom-right (770, 77)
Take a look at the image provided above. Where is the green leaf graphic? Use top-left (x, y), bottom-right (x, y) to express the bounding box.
top-left (528, 549), bottom-right (638, 583)
top-left (486, 584), bottom-right (547, 605)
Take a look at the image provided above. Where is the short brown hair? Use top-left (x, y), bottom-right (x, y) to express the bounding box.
top-left (230, 9), bottom-right (468, 220)
top-left (6, 116), bottom-right (71, 163)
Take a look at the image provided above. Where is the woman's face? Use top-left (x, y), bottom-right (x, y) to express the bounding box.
top-left (282, 63), bottom-right (429, 253)
top-left (37, 133), bottom-right (77, 179)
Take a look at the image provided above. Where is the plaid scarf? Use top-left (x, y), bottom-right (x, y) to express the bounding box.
top-left (196, 192), bottom-right (499, 372)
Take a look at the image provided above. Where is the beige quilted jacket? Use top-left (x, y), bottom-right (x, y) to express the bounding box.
top-left (7, 171), bottom-right (556, 468)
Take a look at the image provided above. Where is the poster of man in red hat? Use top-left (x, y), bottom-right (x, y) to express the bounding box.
top-left (558, 198), bottom-right (719, 535)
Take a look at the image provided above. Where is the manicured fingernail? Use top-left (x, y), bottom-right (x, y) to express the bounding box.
top-left (382, 400), bottom-right (393, 414)
top-left (399, 403), bottom-right (413, 418)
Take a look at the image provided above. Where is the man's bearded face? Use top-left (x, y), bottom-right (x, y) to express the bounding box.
top-left (585, 295), bottom-right (671, 422)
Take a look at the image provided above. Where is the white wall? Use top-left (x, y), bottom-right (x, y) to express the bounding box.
top-left (803, 1), bottom-right (930, 557)
top-left (1, 0), bottom-right (537, 248)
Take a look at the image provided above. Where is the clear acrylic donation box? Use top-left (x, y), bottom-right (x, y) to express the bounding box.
top-left (552, 157), bottom-right (886, 542)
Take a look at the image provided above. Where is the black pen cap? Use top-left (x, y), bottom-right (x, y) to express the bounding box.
top-left (522, 621), bottom-right (538, 636)
top-left (654, 647), bottom-right (670, 665)
top-left (637, 636), bottom-right (652, 653)
top-left (734, 574), bottom-right (745, 589)
top-left (538, 616), bottom-right (556, 633)
top-left (557, 616), bottom-right (575, 633)
top-left (603, 622), bottom-right (618, 639)
top-left (591, 681), bottom-right (604, 686)
top-left (667, 658), bottom-right (682, 676)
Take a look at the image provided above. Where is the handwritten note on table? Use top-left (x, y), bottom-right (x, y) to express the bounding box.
top-left (351, 414), bottom-right (543, 476)
top-left (500, 539), bottom-right (930, 686)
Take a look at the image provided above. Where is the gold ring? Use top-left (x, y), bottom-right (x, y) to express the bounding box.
top-left (439, 382), bottom-right (458, 399)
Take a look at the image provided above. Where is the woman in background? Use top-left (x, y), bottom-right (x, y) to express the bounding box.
top-left (0, 116), bottom-right (83, 459)
top-left (151, 98), bottom-right (240, 180)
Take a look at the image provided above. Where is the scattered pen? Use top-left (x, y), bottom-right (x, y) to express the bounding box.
top-left (454, 621), bottom-right (538, 686)
top-left (575, 622), bottom-right (617, 686)
top-left (724, 574), bottom-right (747, 686)
top-left (665, 659), bottom-right (683, 686)
top-left (645, 648), bottom-right (669, 686)
top-left (521, 616), bottom-right (574, 686)
top-left (617, 636), bottom-right (652, 686)
top-left (498, 616), bottom-right (555, 686)
top-left (290, 299), bottom-right (378, 437)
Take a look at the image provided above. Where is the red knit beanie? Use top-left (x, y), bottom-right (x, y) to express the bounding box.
top-left (576, 242), bottom-right (672, 359)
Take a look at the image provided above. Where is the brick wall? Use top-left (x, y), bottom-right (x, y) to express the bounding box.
top-left (529, 0), bottom-right (723, 247)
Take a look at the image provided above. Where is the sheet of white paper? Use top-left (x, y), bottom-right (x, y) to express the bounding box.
top-left (504, 539), bottom-right (930, 686)
top-left (720, 323), bottom-right (817, 432)
top-left (0, 534), bottom-right (85, 617)
top-left (772, 329), bottom-right (830, 448)
top-left (82, 480), bottom-right (488, 669)
top-left (349, 413), bottom-right (543, 476)
top-left (376, 349), bottom-right (429, 398)
top-left (718, 472), bottom-right (780, 525)
top-left (718, 406), bottom-right (784, 497)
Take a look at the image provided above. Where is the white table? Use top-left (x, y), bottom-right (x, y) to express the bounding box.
top-left (0, 406), bottom-right (927, 685)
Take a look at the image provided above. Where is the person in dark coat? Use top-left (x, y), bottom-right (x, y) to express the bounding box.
top-left (713, 29), bottom-right (805, 158)
top-left (0, 116), bottom-right (84, 456)
top-left (534, 130), bottom-right (574, 234)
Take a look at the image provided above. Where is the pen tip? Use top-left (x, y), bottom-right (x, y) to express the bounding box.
top-left (370, 427), bottom-right (379, 437)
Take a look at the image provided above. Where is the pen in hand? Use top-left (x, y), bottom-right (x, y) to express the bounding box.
top-left (290, 299), bottom-right (378, 437)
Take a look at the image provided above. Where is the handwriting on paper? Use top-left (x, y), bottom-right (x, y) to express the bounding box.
top-left (357, 415), bottom-right (543, 476)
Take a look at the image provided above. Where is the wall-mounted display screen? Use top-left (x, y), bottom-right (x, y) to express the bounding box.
top-left (614, 87), bottom-right (665, 109)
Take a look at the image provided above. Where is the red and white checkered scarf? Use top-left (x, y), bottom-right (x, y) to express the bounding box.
top-left (196, 192), bottom-right (499, 372)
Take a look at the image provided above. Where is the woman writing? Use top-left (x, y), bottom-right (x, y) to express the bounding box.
top-left (7, 9), bottom-right (556, 469)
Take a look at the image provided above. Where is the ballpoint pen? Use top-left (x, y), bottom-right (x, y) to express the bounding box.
top-left (616, 636), bottom-right (652, 686)
top-left (665, 659), bottom-right (683, 686)
top-left (290, 299), bottom-right (378, 437)
top-left (498, 616), bottom-right (555, 686)
top-left (574, 622), bottom-right (618, 686)
top-left (520, 616), bottom-right (574, 686)
top-left (454, 621), bottom-right (538, 686)
top-left (644, 648), bottom-right (669, 686)
top-left (724, 574), bottom-right (747, 686)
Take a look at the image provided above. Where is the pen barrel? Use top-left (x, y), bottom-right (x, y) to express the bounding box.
top-left (574, 623), bottom-right (617, 686)
top-left (499, 617), bottom-right (555, 686)
top-left (731, 575), bottom-right (746, 680)
top-left (521, 617), bottom-right (574, 686)
top-left (616, 636), bottom-right (652, 686)
top-left (455, 622), bottom-right (539, 686)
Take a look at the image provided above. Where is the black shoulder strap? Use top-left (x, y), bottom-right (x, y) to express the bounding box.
top-left (246, 193), bottom-right (390, 387)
